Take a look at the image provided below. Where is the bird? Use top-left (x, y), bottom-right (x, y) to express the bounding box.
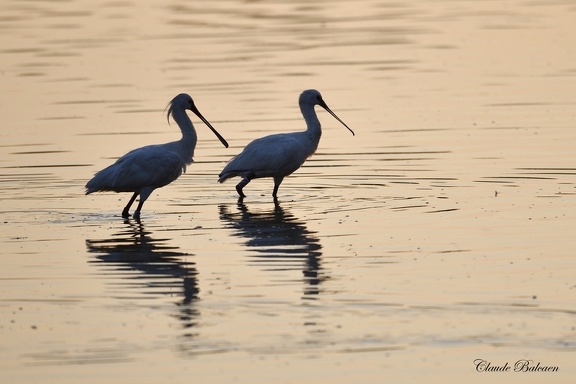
top-left (218, 89), bottom-right (354, 199)
top-left (86, 93), bottom-right (229, 218)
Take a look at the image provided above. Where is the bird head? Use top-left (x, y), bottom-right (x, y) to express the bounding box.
top-left (166, 93), bottom-right (194, 124)
top-left (165, 93), bottom-right (229, 148)
top-left (299, 89), bottom-right (355, 136)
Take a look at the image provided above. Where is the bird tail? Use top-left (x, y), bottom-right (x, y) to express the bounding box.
top-left (85, 166), bottom-right (119, 194)
top-left (218, 172), bottom-right (230, 184)
top-left (218, 155), bottom-right (240, 183)
top-left (85, 174), bottom-right (103, 195)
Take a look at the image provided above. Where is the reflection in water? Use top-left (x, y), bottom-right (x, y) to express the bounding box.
top-left (219, 201), bottom-right (324, 296)
top-left (86, 220), bottom-right (199, 328)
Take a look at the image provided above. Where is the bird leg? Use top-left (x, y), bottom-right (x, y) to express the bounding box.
top-left (272, 176), bottom-right (284, 198)
top-left (235, 176), bottom-right (252, 198)
top-left (133, 188), bottom-right (153, 219)
top-left (133, 198), bottom-right (147, 219)
top-left (122, 192), bottom-right (139, 218)
top-left (133, 203), bottom-right (143, 219)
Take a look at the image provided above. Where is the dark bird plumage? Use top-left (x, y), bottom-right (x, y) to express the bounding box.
top-left (86, 93), bottom-right (228, 218)
top-left (218, 89), bottom-right (353, 199)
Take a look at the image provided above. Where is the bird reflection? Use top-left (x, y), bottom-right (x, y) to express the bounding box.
top-left (219, 200), bottom-right (324, 296)
top-left (86, 219), bottom-right (199, 328)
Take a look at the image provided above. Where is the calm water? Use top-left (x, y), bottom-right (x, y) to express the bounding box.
top-left (1, 0), bottom-right (575, 383)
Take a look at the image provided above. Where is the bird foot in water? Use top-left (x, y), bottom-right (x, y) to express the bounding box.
top-left (235, 185), bottom-right (246, 198)
top-left (235, 178), bottom-right (250, 198)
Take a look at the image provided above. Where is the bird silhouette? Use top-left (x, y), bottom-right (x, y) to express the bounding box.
top-left (218, 89), bottom-right (354, 199)
top-left (86, 93), bottom-right (228, 218)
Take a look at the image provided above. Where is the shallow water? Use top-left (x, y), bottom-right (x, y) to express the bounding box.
top-left (1, 0), bottom-right (575, 383)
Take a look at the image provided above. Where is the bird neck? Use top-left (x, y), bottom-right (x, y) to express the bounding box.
top-left (300, 103), bottom-right (322, 139)
top-left (172, 108), bottom-right (198, 147)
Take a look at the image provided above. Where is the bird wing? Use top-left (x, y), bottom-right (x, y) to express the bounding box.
top-left (220, 133), bottom-right (309, 180)
top-left (88, 145), bottom-right (185, 193)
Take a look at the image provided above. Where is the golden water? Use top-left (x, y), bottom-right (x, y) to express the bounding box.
top-left (1, 1), bottom-right (575, 383)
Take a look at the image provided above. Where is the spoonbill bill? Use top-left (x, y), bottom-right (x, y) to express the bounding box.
top-left (218, 89), bottom-right (354, 198)
top-left (86, 93), bottom-right (228, 218)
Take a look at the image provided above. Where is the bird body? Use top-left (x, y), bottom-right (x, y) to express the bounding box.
top-left (219, 131), bottom-right (318, 181)
top-left (86, 142), bottom-right (186, 193)
top-left (218, 89), bottom-right (353, 198)
top-left (86, 93), bottom-right (228, 218)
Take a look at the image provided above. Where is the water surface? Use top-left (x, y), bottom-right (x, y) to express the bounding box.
top-left (1, 0), bottom-right (575, 383)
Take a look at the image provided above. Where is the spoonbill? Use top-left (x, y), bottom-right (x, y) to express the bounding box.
top-left (218, 89), bottom-right (354, 198)
top-left (86, 93), bottom-right (228, 218)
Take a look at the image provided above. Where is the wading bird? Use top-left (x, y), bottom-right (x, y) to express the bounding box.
top-left (218, 89), bottom-right (354, 199)
top-left (86, 93), bottom-right (228, 218)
